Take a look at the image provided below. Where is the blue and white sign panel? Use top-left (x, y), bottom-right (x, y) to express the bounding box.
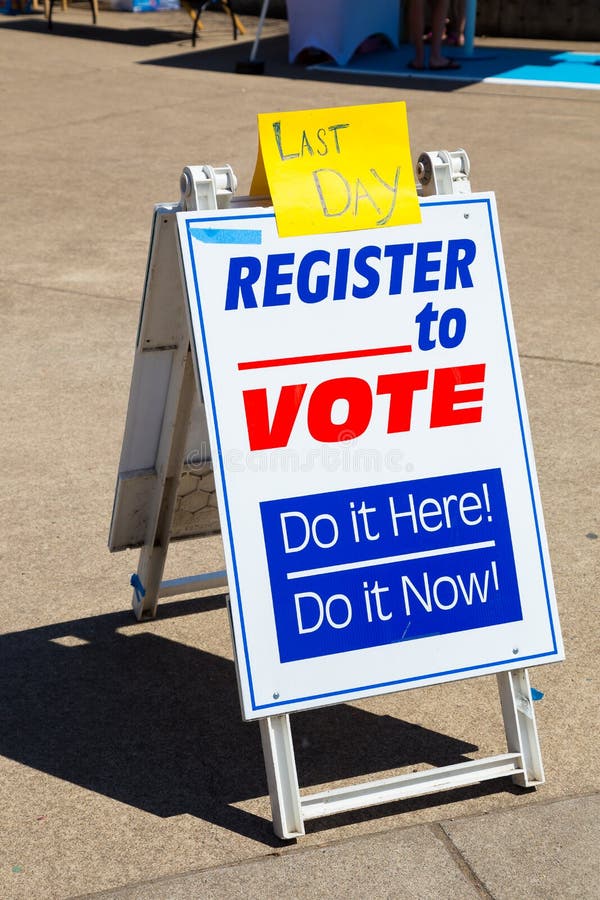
top-left (177, 193), bottom-right (563, 721)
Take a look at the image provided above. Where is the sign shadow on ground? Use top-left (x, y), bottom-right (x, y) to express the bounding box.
top-left (0, 596), bottom-right (527, 841)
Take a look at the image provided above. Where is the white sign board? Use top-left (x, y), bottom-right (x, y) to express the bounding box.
top-left (177, 193), bottom-right (563, 721)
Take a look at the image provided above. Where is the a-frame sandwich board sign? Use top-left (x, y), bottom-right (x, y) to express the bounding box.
top-left (108, 166), bottom-right (238, 613)
top-left (109, 155), bottom-right (563, 839)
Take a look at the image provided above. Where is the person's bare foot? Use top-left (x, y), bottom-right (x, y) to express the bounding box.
top-left (428, 55), bottom-right (461, 69)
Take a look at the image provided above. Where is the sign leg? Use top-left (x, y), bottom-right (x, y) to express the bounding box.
top-left (259, 715), bottom-right (305, 839)
top-left (496, 669), bottom-right (545, 787)
top-left (132, 350), bottom-right (197, 620)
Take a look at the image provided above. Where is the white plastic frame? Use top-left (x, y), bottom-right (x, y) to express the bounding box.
top-left (110, 160), bottom-right (547, 838)
top-left (261, 668), bottom-right (544, 839)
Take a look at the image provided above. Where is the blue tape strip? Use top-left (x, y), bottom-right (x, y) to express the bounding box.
top-left (189, 227), bottom-right (262, 245)
top-left (130, 573), bottom-right (146, 605)
top-left (531, 688), bottom-right (544, 701)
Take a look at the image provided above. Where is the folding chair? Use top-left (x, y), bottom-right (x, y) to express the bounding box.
top-left (46, 0), bottom-right (98, 28)
top-left (180, 0), bottom-right (245, 47)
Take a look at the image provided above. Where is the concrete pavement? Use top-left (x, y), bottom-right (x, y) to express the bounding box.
top-left (1, 7), bottom-right (598, 898)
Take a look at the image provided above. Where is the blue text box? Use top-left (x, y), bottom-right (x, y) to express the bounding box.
top-left (260, 469), bottom-right (522, 662)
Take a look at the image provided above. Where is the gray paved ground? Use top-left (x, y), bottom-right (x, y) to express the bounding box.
top-left (0, 7), bottom-right (598, 899)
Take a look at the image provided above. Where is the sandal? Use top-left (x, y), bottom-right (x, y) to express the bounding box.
top-left (429, 58), bottom-right (461, 70)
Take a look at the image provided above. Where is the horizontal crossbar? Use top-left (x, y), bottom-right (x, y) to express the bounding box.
top-left (300, 753), bottom-right (523, 821)
top-left (158, 570), bottom-right (228, 598)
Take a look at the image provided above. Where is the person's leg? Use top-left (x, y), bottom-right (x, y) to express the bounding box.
top-left (447, 0), bottom-right (466, 45)
top-left (429, 0), bottom-right (460, 67)
top-left (408, 0), bottom-right (426, 68)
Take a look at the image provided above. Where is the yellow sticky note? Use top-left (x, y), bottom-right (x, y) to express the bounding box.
top-left (250, 102), bottom-right (421, 238)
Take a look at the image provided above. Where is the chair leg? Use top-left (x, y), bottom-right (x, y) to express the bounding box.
top-left (222, 0), bottom-right (245, 38)
top-left (180, 0), bottom-right (197, 22)
top-left (192, 7), bottom-right (201, 46)
top-left (89, 0), bottom-right (97, 23)
top-left (189, 0), bottom-right (243, 45)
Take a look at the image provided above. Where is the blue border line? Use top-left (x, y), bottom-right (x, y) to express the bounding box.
top-left (482, 199), bottom-right (558, 653)
top-left (184, 199), bottom-right (558, 714)
top-left (186, 211), bottom-right (276, 708)
top-left (254, 649), bottom-right (557, 711)
top-left (185, 215), bottom-right (275, 709)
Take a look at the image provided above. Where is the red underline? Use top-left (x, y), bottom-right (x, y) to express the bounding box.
top-left (238, 345), bottom-right (412, 371)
